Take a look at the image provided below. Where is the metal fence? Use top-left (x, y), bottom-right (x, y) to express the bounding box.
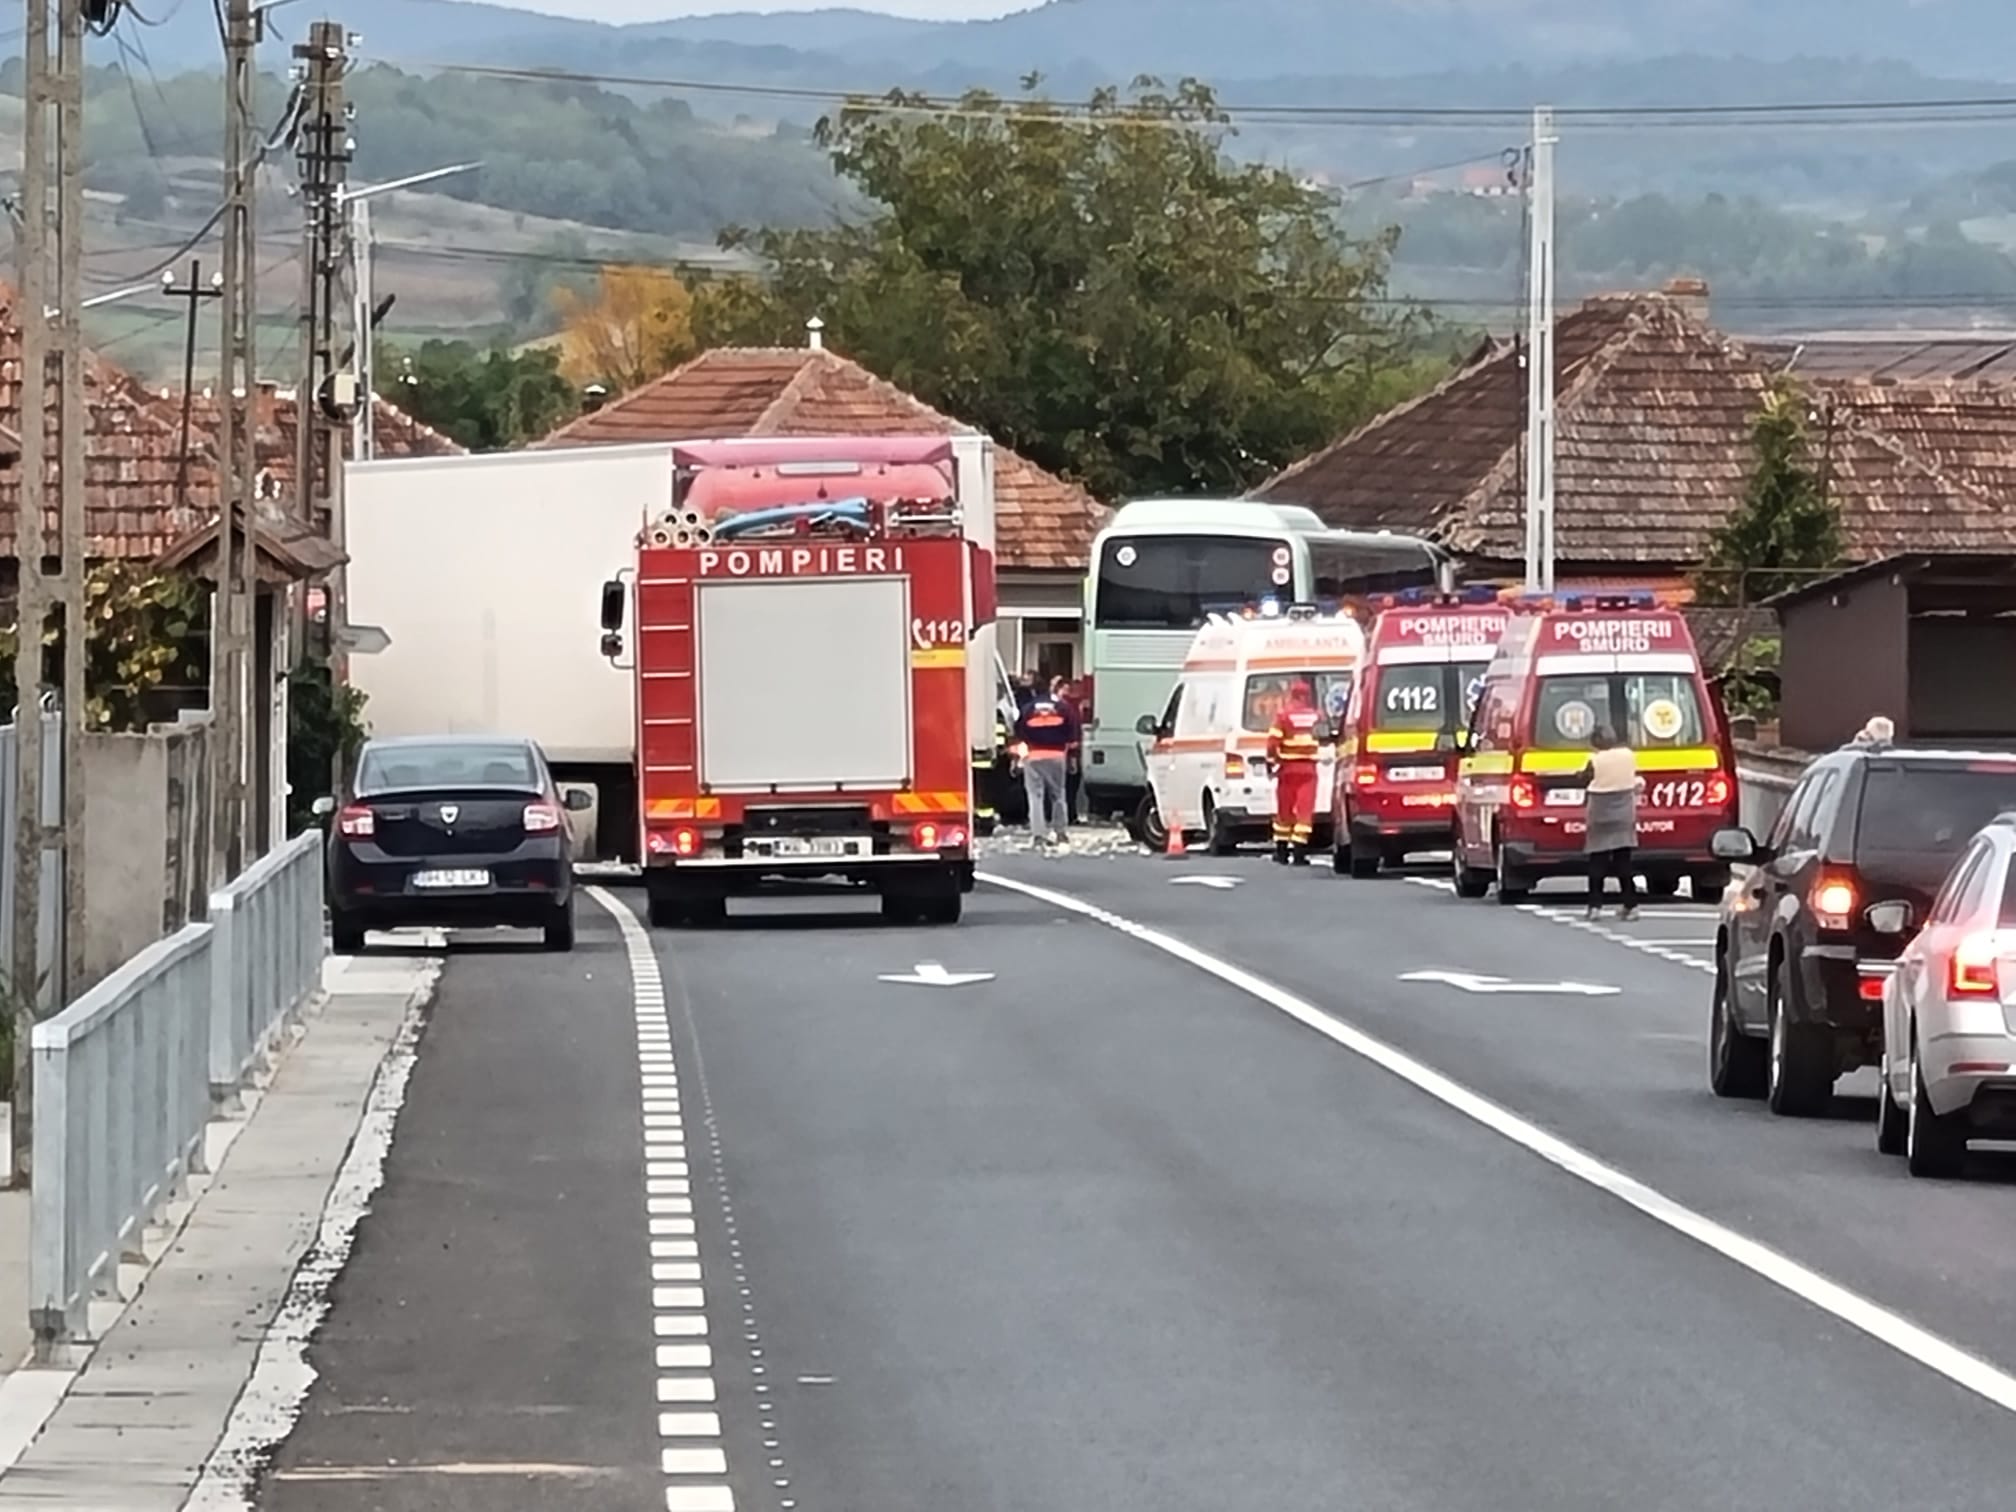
top-left (28, 830), bottom-right (326, 1355)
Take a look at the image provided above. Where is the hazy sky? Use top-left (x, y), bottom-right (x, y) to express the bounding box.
top-left (473, 1), bottom-right (1031, 18)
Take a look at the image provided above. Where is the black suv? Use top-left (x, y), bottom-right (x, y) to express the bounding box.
top-left (1708, 742), bottom-right (2016, 1116)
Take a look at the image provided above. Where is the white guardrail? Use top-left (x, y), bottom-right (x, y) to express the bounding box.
top-left (28, 830), bottom-right (325, 1355)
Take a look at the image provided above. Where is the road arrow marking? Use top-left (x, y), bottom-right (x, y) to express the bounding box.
top-left (878, 961), bottom-right (996, 988)
top-left (1170, 875), bottom-right (1241, 890)
top-left (1399, 969), bottom-right (1620, 997)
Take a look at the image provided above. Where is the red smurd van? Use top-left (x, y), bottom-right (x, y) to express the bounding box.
top-left (1332, 588), bottom-right (1510, 877)
top-left (1451, 593), bottom-right (1739, 904)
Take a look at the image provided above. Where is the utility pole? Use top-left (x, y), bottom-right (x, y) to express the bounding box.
top-left (214, 0), bottom-right (264, 884)
top-left (164, 261), bottom-right (225, 521)
top-left (1522, 104), bottom-right (1557, 596)
top-left (294, 19), bottom-right (352, 543)
top-left (11, 0), bottom-right (90, 1183)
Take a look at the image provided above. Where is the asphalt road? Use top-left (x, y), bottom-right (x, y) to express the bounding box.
top-left (255, 908), bottom-right (661, 1512)
top-left (247, 852), bottom-right (2016, 1510)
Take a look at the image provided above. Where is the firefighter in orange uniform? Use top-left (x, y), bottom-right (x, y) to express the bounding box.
top-left (1265, 680), bottom-right (1326, 866)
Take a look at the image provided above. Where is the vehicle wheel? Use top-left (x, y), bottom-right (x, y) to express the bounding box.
top-left (330, 908), bottom-right (367, 955)
top-left (1765, 959), bottom-right (1833, 1117)
top-left (1347, 834), bottom-right (1380, 879)
top-left (1453, 851), bottom-right (1492, 900)
top-left (921, 886), bottom-right (963, 925)
top-left (1646, 874), bottom-right (1681, 899)
top-left (544, 898), bottom-right (576, 952)
top-left (1135, 793), bottom-right (1168, 852)
top-left (1494, 848), bottom-right (1533, 905)
top-left (1874, 1044), bottom-right (1908, 1156)
top-left (685, 896), bottom-right (728, 928)
top-left (1204, 798), bottom-right (1238, 857)
top-left (646, 891), bottom-right (684, 928)
top-left (881, 891), bottom-right (919, 925)
top-left (1690, 866), bottom-right (1732, 902)
top-left (1906, 1029), bottom-right (1967, 1178)
top-left (1331, 839), bottom-right (1350, 874)
top-left (1708, 944), bottom-right (1767, 1100)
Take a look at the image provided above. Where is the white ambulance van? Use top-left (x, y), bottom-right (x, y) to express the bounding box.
top-left (1137, 603), bottom-right (1367, 853)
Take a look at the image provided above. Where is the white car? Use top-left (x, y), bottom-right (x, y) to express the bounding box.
top-left (1875, 811), bottom-right (2016, 1177)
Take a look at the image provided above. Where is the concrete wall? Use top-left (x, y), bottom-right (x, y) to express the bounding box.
top-left (77, 721), bottom-right (212, 995)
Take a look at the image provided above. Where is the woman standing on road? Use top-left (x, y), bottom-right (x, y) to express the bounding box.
top-left (1583, 724), bottom-right (1645, 921)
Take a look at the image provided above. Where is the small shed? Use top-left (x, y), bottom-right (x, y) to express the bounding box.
top-left (1768, 553), bottom-right (2016, 750)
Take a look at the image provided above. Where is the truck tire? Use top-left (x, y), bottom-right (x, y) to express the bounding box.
top-left (647, 890), bottom-right (683, 929)
top-left (922, 888), bottom-right (963, 925)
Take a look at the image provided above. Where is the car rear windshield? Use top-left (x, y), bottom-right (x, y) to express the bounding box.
top-left (356, 742), bottom-right (540, 794)
top-left (1856, 762), bottom-right (2016, 853)
top-left (1532, 673), bottom-right (1707, 750)
top-left (1244, 670), bottom-right (1354, 733)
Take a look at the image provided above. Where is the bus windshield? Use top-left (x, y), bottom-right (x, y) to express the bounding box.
top-left (1093, 536), bottom-right (1280, 629)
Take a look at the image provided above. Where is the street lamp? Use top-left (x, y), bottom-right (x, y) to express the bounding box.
top-left (337, 161), bottom-right (482, 459)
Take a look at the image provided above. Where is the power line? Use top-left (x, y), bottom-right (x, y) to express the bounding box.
top-left (377, 57), bottom-right (2016, 129)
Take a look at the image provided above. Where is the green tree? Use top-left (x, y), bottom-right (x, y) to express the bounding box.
top-left (1695, 377), bottom-right (1844, 606)
top-left (381, 339), bottom-right (577, 451)
top-left (0, 563), bottom-right (208, 731)
top-left (694, 77), bottom-right (1435, 499)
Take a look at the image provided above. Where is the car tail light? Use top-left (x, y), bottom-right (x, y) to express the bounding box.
top-left (523, 801), bottom-right (563, 833)
top-left (1509, 774), bottom-right (1538, 810)
top-left (1857, 975), bottom-right (1887, 1002)
top-left (1811, 872), bottom-right (1856, 931)
top-left (1951, 932), bottom-right (2001, 997)
top-left (1704, 771), bottom-right (1731, 806)
top-left (1224, 754), bottom-right (1247, 780)
top-left (1354, 763), bottom-right (1379, 788)
top-left (336, 804), bottom-right (374, 837)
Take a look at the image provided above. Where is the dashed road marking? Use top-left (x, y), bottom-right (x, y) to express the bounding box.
top-left (1404, 875), bottom-right (1721, 978)
top-left (985, 869), bottom-right (2016, 1417)
top-left (588, 888), bottom-right (736, 1512)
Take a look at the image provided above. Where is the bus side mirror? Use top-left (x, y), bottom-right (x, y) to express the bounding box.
top-left (599, 579), bottom-right (626, 632)
top-left (1135, 714), bottom-right (1159, 737)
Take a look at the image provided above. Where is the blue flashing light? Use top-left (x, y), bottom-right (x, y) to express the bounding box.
top-left (1459, 585), bottom-right (1500, 605)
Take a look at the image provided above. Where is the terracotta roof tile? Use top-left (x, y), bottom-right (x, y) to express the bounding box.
top-left (537, 347), bottom-right (1110, 572)
top-left (1252, 290), bottom-right (2016, 572)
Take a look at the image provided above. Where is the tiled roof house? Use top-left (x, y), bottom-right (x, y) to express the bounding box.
top-left (537, 345), bottom-right (1112, 680)
top-left (1253, 287), bottom-right (2016, 600)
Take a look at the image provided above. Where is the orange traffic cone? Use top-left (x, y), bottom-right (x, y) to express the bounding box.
top-left (1164, 809), bottom-right (1187, 858)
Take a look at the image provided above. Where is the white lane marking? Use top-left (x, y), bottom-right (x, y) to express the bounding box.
top-left (982, 870), bottom-right (2016, 1416)
top-left (665, 1487), bottom-right (736, 1511)
top-left (1404, 875), bottom-right (1720, 978)
top-left (589, 889), bottom-right (735, 1512)
top-left (658, 1378), bottom-right (717, 1403)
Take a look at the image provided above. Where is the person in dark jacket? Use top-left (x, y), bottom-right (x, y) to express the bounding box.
top-left (1014, 682), bottom-right (1080, 848)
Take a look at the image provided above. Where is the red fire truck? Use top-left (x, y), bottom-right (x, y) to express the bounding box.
top-left (1333, 588), bottom-right (1510, 876)
top-left (599, 438), bottom-right (995, 927)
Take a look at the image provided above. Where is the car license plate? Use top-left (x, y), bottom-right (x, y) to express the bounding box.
top-left (1387, 765), bottom-right (1444, 783)
top-left (411, 868), bottom-right (490, 889)
top-left (1544, 787), bottom-right (1585, 807)
top-left (772, 837), bottom-right (857, 859)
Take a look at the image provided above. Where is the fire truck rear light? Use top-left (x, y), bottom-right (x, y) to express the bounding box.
top-left (1951, 933), bottom-right (2001, 997)
top-left (664, 825), bottom-right (703, 859)
top-left (337, 804), bottom-right (374, 837)
top-left (911, 821), bottom-right (968, 851)
top-left (1509, 775), bottom-right (1538, 810)
top-left (943, 825), bottom-right (968, 849)
top-left (523, 802), bottom-right (563, 833)
top-left (1704, 772), bottom-right (1731, 806)
top-left (1224, 754), bottom-right (1247, 780)
top-left (1857, 975), bottom-right (1886, 1002)
top-left (1354, 763), bottom-right (1378, 788)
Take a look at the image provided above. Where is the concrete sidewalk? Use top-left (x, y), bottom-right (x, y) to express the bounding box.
top-left (0, 950), bottom-right (439, 1509)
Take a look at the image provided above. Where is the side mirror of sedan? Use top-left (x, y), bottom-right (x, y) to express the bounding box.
top-left (562, 787), bottom-right (595, 813)
top-left (310, 795), bottom-right (336, 819)
top-left (1866, 900), bottom-right (1913, 936)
